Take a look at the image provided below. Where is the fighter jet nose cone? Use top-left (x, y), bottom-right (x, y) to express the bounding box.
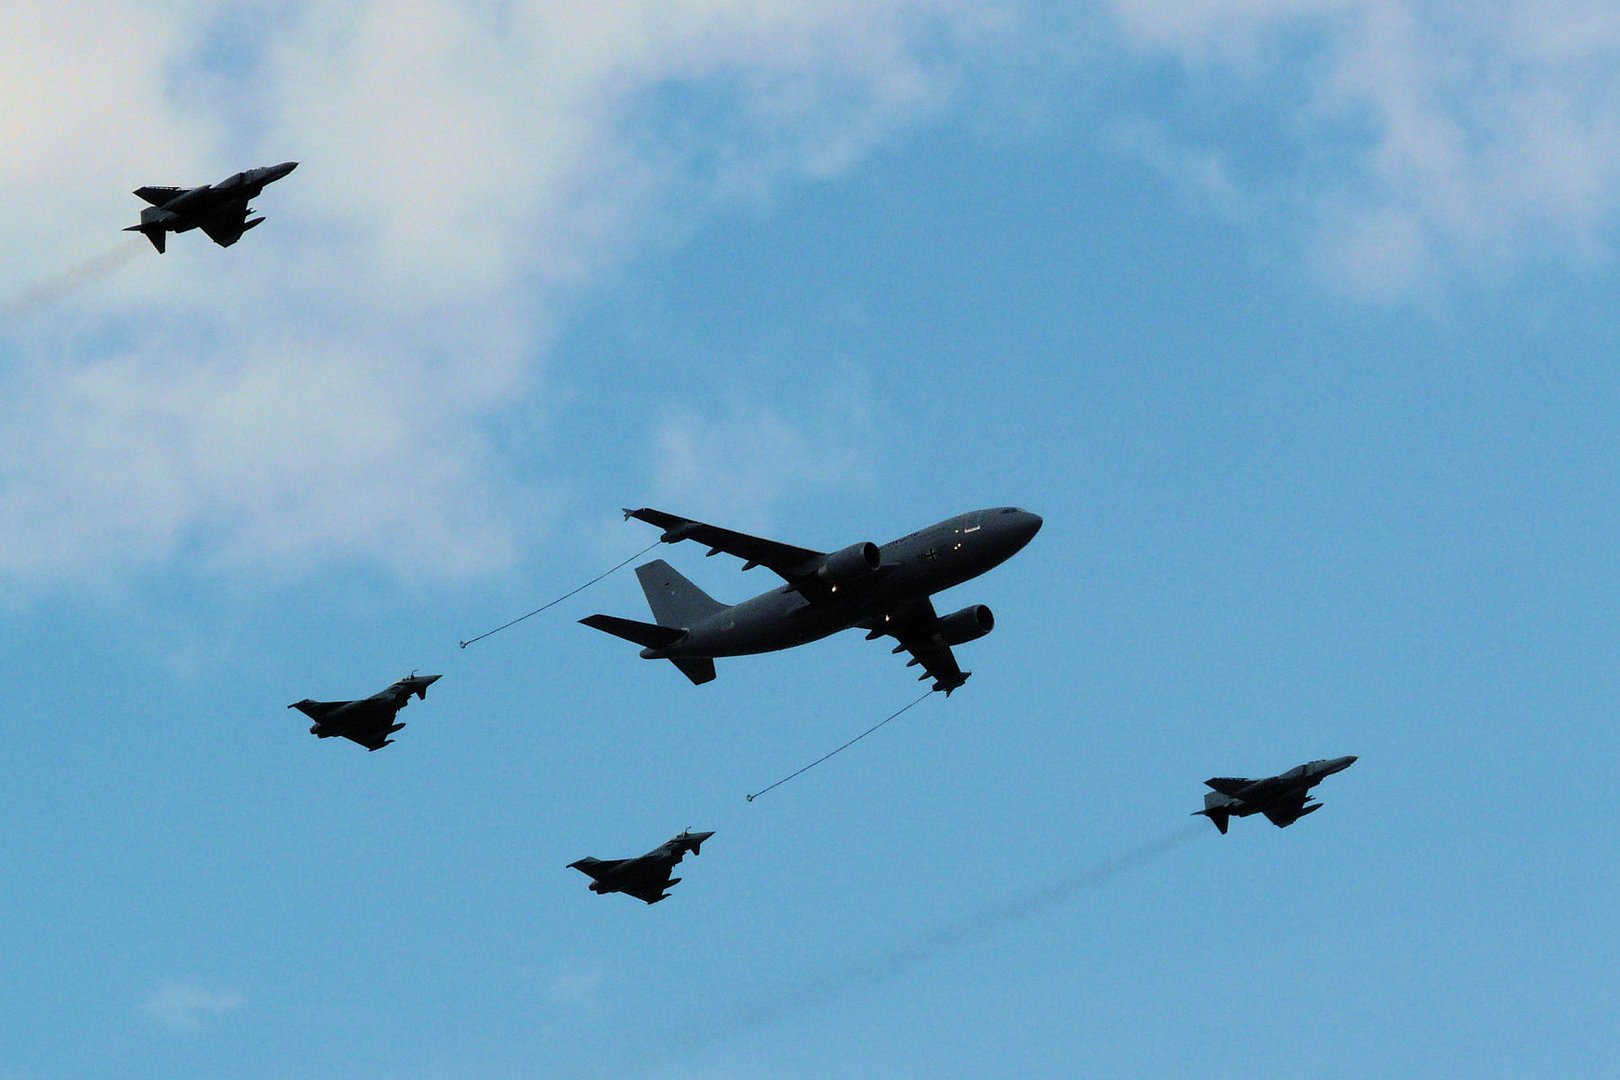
top-left (1027, 512), bottom-right (1043, 535)
top-left (280, 161), bottom-right (299, 172)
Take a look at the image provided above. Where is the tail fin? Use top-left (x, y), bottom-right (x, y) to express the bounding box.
top-left (579, 614), bottom-right (685, 650)
top-left (635, 560), bottom-right (725, 628)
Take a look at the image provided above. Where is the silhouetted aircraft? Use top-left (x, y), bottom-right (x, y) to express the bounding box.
top-left (569, 830), bottom-right (715, 904)
top-left (581, 506), bottom-right (1042, 693)
top-left (288, 672), bottom-right (441, 751)
top-left (125, 161), bottom-right (298, 253)
top-left (1195, 756), bottom-right (1358, 833)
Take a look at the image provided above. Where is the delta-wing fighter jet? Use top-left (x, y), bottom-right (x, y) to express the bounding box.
top-left (125, 161), bottom-right (298, 253)
top-left (1195, 756), bottom-right (1358, 833)
top-left (289, 672), bottom-right (441, 751)
top-left (569, 830), bottom-right (715, 905)
top-left (581, 506), bottom-right (1042, 693)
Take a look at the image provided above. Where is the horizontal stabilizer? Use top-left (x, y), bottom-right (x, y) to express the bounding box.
top-left (124, 223), bottom-right (165, 253)
top-left (670, 657), bottom-right (716, 685)
top-left (579, 614), bottom-right (685, 650)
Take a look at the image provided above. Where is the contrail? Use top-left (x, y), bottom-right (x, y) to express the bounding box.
top-left (1, 240), bottom-right (146, 322)
top-left (628, 825), bottom-right (1204, 1072)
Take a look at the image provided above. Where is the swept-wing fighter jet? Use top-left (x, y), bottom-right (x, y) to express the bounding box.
top-left (288, 672), bottom-right (441, 751)
top-left (1195, 756), bottom-right (1358, 833)
top-left (125, 161), bottom-right (298, 253)
top-left (581, 506), bottom-right (1042, 693)
top-left (569, 829), bottom-right (715, 905)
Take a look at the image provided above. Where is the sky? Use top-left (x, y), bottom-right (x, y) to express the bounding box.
top-left (3, 2), bottom-right (1619, 1077)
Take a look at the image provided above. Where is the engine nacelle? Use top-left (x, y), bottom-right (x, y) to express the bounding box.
top-left (816, 541), bottom-right (881, 585)
top-left (936, 604), bottom-right (994, 646)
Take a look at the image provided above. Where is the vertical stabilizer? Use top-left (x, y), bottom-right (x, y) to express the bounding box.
top-left (635, 560), bottom-right (725, 628)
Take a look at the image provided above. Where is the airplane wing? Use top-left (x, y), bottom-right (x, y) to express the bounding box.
top-left (623, 508), bottom-right (824, 583)
top-left (1261, 792), bottom-right (1311, 828)
top-left (133, 185), bottom-right (186, 205)
top-left (340, 727), bottom-right (396, 752)
top-left (617, 863), bottom-right (678, 904)
top-left (197, 198), bottom-right (252, 247)
top-left (1205, 777), bottom-right (1253, 797)
top-left (570, 858), bottom-right (629, 882)
top-left (864, 597), bottom-right (970, 695)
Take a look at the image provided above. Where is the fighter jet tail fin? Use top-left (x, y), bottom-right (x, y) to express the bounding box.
top-left (635, 560), bottom-right (726, 628)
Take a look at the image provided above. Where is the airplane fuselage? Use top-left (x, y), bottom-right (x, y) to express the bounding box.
top-left (645, 508), bottom-right (1040, 660)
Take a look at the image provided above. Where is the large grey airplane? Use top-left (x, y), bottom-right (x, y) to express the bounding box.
top-left (581, 506), bottom-right (1042, 693)
top-left (1195, 756), bottom-right (1358, 834)
top-left (288, 672), bottom-right (441, 751)
top-left (125, 161), bottom-right (298, 253)
top-left (569, 829), bottom-right (715, 905)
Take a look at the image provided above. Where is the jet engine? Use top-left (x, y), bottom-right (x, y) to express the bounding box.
top-left (816, 541), bottom-right (881, 585)
top-left (936, 604), bottom-right (994, 646)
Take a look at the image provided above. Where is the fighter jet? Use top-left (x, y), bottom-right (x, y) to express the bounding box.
top-left (569, 829), bottom-right (715, 905)
top-left (124, 161), bottom-right (298, 253)
top-left (581, 506), bottom-right (1042, 694)
top-left (288, 672), bottom-right (441, 751)
top-left (1195, 756), bottom-right (1358, 833)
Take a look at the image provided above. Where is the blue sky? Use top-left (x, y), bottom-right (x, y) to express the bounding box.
top-left (3, 3), bottom-right (1620, 1078)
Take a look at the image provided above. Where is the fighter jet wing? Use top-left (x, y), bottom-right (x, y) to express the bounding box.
top-left (617, 863), bottom-right (679, 904)
top-left (133, 185), bottom-right (186, 206)
top-left (340, 726), bottom-right (397, 752)
top-left (624, 508), bottom-right (824, 583)
top-left (197, 198), bottom-right (253, 247)
top-left (1205, 777), bottom-right (1253, 797)
top-left (1261, 791), bottom-right (1311, 828)
top-left (865, 597), bottom-right (970, 695)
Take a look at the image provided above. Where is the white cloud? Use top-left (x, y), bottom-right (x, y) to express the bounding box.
top-left (0, 2), bottom-right (1009, 592)
top-left (1105, 0), bottom-right (1620, 298)
top-left (141, 979), bottom-right (245, 1031)
top-left (648, 385), bottom-right (877, 531)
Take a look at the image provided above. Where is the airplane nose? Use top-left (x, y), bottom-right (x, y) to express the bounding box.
top-left (274, 161), bottom-right (299, 177)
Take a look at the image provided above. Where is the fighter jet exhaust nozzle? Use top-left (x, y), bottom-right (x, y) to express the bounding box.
top-left (817, 542), bottom-right (881, 586)
top-left (936, 604), bottom-right (994, 646)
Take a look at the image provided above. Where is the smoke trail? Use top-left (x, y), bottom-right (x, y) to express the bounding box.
top-left (1, 240), bottom-right (146, 322)
top-left (632, 825), bottom-right (1204, 1071)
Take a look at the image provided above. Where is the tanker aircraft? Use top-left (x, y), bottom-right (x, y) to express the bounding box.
top-left (581, 506), bottom-right (1041, 693)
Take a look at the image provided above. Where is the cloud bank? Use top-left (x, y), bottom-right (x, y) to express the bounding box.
top-left (5, 2), bottom-right (1620, 594)
top-left (0, 1), bottom-right (1002, 592)
top-left (1105, 0), bottom-right (1620, 299)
